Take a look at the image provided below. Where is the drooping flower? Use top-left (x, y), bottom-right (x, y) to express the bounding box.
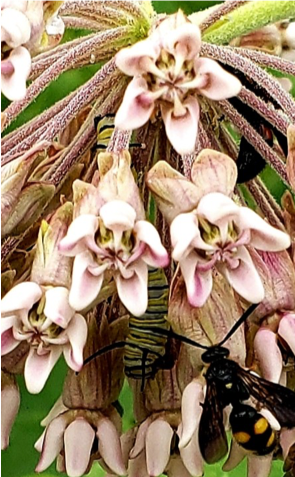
top-left (147, 149), bottom-right (291, 307)
top-left (59, 150), bottom-right (169, 316)
top-left (115, 10), bottom-right (241, 155)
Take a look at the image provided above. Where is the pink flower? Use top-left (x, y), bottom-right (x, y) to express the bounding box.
top-left (115, 10), bottom-right (241, 155)
top-left (35, 399), bottom-right (126, 477)
top-left (254, 312), bottom-right (295, 383)
top-left (1, 282), bottom-right (87, 394)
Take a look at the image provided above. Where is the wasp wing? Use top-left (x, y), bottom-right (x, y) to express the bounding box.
top-left (238, 367), bottom-right (295, 427)
top-left (199, 380), bottom-right (228, 464)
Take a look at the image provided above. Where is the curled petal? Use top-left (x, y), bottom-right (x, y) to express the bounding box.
top-left (115, 39), bottom-right (160, 76)
top-left (171, 213), bottom-right (206, 261)
top-left (134, 220), bottom-right (169, 268)
top-left (247, 453), bottom-right (273, 477)
top-left (1, 381), bottom-right (20, 449)
top-left (1, 323), bottom-right (20, 356)
top-left (164, 22), bottom-right (201, 61)
top-left (161, 96), bottom-right (200, 155)
top-left (196, 192), bottom-right (239, 225)
top-left (96, 418), bottom-right (127, 476)
top-left (194, 58), bottom-right (241, 100)
top-left (35, 415), bottom-right (68, 472)
top-left (69, 251), bottom-right (106, 311)
top-left (179, 380), bottom-right (204, 448)
top-left (1, 8), bottom-right (31, 47)
top-left (254, 328), bottom-right (282, 383)
top-left (63, 314), bottom-right (87, 371)
top-left (100, 200), bottom-right (136, 231)
top-left (179, 432), bottom-right (203, 477)
top-left (278, 314), bottom-right (295, 356)
top-left (221, 246), bottom-right (265, 303)
top-left (1, 281), bottom-right (42, 315)
top-left (179, 252), bottom-right (213, 307)
top-left (58, 214), bottom-right (100, 256)
top-left (146, 419), bottom-right (173, 477)
top-left (222, 439), bottom-right (246, 471)
top-left (1, 46), bottom-right (31, 101)
top-left (130, 418), bottom-right (152, 459)
top-left (44, 287), bottom-right (74, 328)
top-left (24, 347), bottom-right (62, 394)
top-left (116, 260), bottom-right (148, 316)
top-left (115, 77), bottom-right (155, 131)
top-left (64, 419), bottom-right (95, 477)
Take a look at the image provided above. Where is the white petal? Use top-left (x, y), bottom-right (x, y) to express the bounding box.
top-left (135, 220), bottom-right (169, 268)
top-left (194, 57), bottom-right (241, 100)
top-left (1, 46), bottom-right (31, 101)
top-left (247, 453), bottom-right (273, 477)
top-left (196, 192), bottom-right (240, 225)
top-left (222, 439), bottom-right (246, 471)
top-left (97, 418), bottom-right (127, 476)
top-left (171, 213), bottom-right (199, 261)
top-left (44, 287), bottom-right (74, 328)
top-left (146, 419), bottom-right (173, 477)
top-left (1, 8), bottom-right (31, 47)
top-left (35, 415), bottom-right (68, 472)
top-left (180, 252), bottom-right (213, 307)
top-left (179, 380), bottom-right (204, 448)
top-left (100, 200), bottom-right (136, 231)
top-left (130, 418), bottom-right (152, 459)
top-left (278, 314), bottom-right (295, 356)
top-left (254, 328), bottom-right (282, 383)
top-left (115, 39), bottom-right (160, 76)
top-left (1, 281), bottom-right (42, 315)
top-left (64, 419), bottom-right (95, 477)
top-left (1, 383), bottom-right (20, 449)
top-left (116, 260), bottom-right (148, 316)
top-left (179, 432), bottom-right (203, 477)
top-left (24, 347), bottom-right (62, 394)
top-left (63, 314), bottom-right (88, 371)
top-left (58, 214), bottom-right (100, 256)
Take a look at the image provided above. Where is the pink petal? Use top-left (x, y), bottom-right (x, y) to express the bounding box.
top-left (196, 192), bottom-right (240, 225)
top-left (171, 213), bottom-right (202, 261)
top-left (96, 418), bottom-right (127, 476)
top-left (1, 8), bottom-right (31, 47)
top-left (134, 220), bottom-right (169, 268)
top-left (1, 281), bottom-right (42, 315)
top-left (180, 431), bottom-right (203, 477)
top-left (1, 46), bottom-right (31, 101)
top-left (1, 382), bottom-right (20, 449)
top-left (254, 328), bottom-right (282, 383)
top-left (58, 214), bottom-right (100, 256)
top-left (239, 208), bottom-right (291, 252)
top-left (161, 96), bottom-right (200, 155)
top-left (221, 246), bottom-right (265, 303)
top-left (129, 451), bottom-right (149, 477)
top-left (40, 396), bottom-right (67, 427)
top-left (280, 428), bottom-right (295, 459)
top-left (180, 252), bottom-right (213, 307)
top-left (166, 456), bottom-right (192, 477)
top-left (69, 251), bottom-right (106, 311)
top-left (146, 419), bottom-right (173, 477)
top-left (64, 419), bottom-right (95, 477)
top-left (44, 287), bottom-right (74, 328)
top-left (247, 453), bottom-right (273, 477)
top-left (194, 57), bottom-right (241, 100)
top-left (222, 439), bottom-right (246, 471)
top-left (115, 77), bottom-right (155, 131)
top-left (130, 418), bottom-right (152, 459)
top-left (24, 347), bottom-right (62, 394)
top-left (278, 314), bottom-right (295, 355)
top-left (179, 380), bottom-right (204, 448)
top-left (35, 415), bottom-right (68, 472)
top-left (100, 200), bottom-right (136, 231)
top-left (163, 22), bottom-right (201, 62)
top-left (116, 260), bottom-right (148, 316)
top-left (115, 39), bottom-right (160, 76)
top-left (1, 328), bottom-right (20, 356)
top-left (63, 313), bottom-right (87, 371)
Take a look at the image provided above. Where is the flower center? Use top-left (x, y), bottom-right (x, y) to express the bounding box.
top-left (95, 220), bottom-right (136, 269)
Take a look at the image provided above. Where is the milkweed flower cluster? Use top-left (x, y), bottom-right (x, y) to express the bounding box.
top-left (1, 2), bottom-right (295, 477)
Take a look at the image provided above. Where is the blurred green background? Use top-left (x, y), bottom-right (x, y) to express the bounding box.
top-left (1, 1), bottom-right (291, 477)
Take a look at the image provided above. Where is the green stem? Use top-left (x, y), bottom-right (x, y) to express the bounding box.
top-left (202, 1), bottom-right (295, 45)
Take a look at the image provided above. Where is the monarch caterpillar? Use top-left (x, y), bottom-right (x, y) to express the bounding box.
top-left (93, 114), bottom-right (143, 151)
top-left (84, 267), bottom-right (173, 390)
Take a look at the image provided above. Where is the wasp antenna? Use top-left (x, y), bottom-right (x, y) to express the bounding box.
top-left (217, 303), bottom-right (259, 347)
top-left (146, 326), bottom-right (209, 350)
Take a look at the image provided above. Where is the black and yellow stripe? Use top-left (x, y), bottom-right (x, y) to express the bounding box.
top-left (93, 114), bottom-right (116, 150)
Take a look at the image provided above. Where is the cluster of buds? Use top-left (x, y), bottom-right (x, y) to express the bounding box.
top-left (1, 2), bottom-right (295, 477)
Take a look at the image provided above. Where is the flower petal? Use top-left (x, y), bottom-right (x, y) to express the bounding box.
top-left (130, 418), bottom-right (152, 459)
top-left (1, 318), bottom-right (20, 355)
top-left (194, 57), bottom-right (241, 100)
top-left (1, 8), bottom-right (31, 47)
top-left (63, 314), bottom-right (87, 371)
top-left (196, 192), bottom-right (240, 225)
top-left (1, 381), bottom-right (20, 449)
top-left (237, 207), bottom-right (291, 251)
top-left (64, 419), bottom-right (95, 477)
top-left (116, 260), bottom-right (148, 316)
top-left (278, 313), bottom-right (295, 356)
top-left (35, 415), bottom-right (68, 472)
top-left (69, 251), bottom-right (106, 311)
top-left (1, 46), bottom-right (31, 101)
top-left (1, 281), bottom-right (42, 315)
top-left (166, 456), bottom-right (192, 477)
top-left (129, 451), bottom-right (149, 477)
top-left (58, 214), bottom-right (100, 256)
top-left (179, 380), bottom-right (204, 448)
top-left (222, 439), bottom-right (246, 471)
top-left (115, 77), bottom-right (155, 131)
top-left (96, 418), bottom-right (127, 476)
top-left (179, 432), bottom-right (203, 477)
top-left (44, 287), bottom-right (74, 328)
top-left (146, 419), bottom-right (173, 477)
top-left (171, 212), bottom-right (200, 261)
top-left (221, 246), bottom-right (265, 303)
top-left (180, 252), bottom-right (213, 307)
top-left (100, 200), bottom-right (136, 231)
top-left (115, 38), bottom-right (160, 76)
top-left (24, 347), bottom-right (62, 394)
top-left (280, 428), bottom-right (295, 459)
top-left (254, 328), bottom-right (282, 383)
top-left (161, 96), bottom-right (200, 155)
top-left (247, 453), bottom-right (273, 477)
top-left (134, 220), bottom-right (169, 268)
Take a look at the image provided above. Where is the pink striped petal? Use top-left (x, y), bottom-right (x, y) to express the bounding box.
top-left (24, 347), bottom-right (62, 394)
top-left (180, 252), bottom-right (213, 307)
top-left (35, 415), bottom-right (68, 472)
top-left (64, 419), bottom-right (95, 477)
top-left (161, 96), bottom-right (200, 155)
top-left (194, 58), bottom-right (241, 100)
top-left (134, 220), bottom-right (169, 268)
top-left (58, 214), bottom-right (100, 256)
top-left (278, 314), bottom-right (295, 356)
top-left (116, 260), bottom-right (148, 316)
top-left (63, 314), bottom-right (87, 371)
top-left (44, 287), bottom-right (74, 328)
top-left (254, 328), bottom-right (282, 383)
top-left (179, 380), bottom-right (204, 448)
top-left (146, 420), bottom-right (173, 477)
top-left (1, 281), bottom-right (42, 314)
top-left (97, 418), bottom-right (127, 476)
